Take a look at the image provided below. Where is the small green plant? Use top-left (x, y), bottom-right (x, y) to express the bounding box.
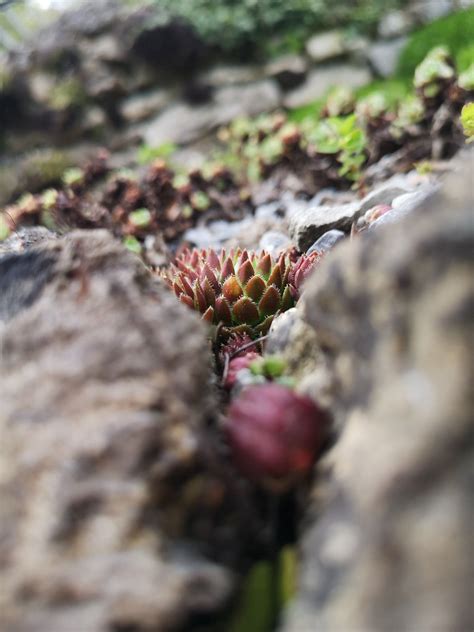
top-left (307, 114), bottom-right (367, 183)
top-left (413, 46), bottom-right (455, 98)
top-left (123, 235), bottom-right (142, 254)
top-left (62, 167), bottom-right (85, 187)
top-left (137, 142), bottom-right (176, 165)
top-left (0, 213), bottom-right (10, 241)
top-left (458, 64), bottom-right (474, 91)
top-left (461, 103), bottom-right (474, 143)
top-left (129, 208), bottom-right (152, 228)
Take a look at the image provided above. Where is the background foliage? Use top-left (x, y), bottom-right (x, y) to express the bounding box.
top-left (154, 0), bottom-right (407, 57)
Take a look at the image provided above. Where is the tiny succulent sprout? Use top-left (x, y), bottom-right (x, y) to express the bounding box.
top-left (129, 208), bottom-right (152, 228)
top-left (226, 384), bottom-right (328, 490)
top-left (249, 355), bottom-right (287, 379)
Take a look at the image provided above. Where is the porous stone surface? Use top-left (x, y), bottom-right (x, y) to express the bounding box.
top-left (281, 155), bottom-right (474, 631)
top-left (0, 230), bottom-right (257, 632)
top-left (143, 80), bottom-right (281, 146)
top-left (305, 30), bottom-right (345, 62)
top-left (367, 36), bottom-right (407, 77)
top-left (288, 202), bottom-right (361, 251)
top-left (283, 65), bottom-right (371, 109)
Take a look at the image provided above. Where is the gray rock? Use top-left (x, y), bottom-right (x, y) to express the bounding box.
top-left (289, 202), bottom-right (361, 251)
top-left (284, 65), bottom-right (371, 109)
top-left (358, 182), bottom-right (411, 215)
top-left (258, 230), bottom-right (292, 257)
top-left (367, 37), bottom-right (407, 78)
top-left (0, 226), bottom-right (57, 257)
top-left (79, 33), bottom-right (124, 63)
top-left (0, 230), bottom-right (258, 632)
top-left (264, 54), bottom-right (307, 90)
top-left (378, 10), bottom-right (414, 38)
top-left (266, 308), bottom-right (300, 355)
top-left (307, 229), bottom-right (345, 254)
top-left (282, 152), bottom-right (474, 632)
top-left (199, 64), bottom-right (264, 87)
top-left (369, 186), bottom-right (438, 230)
top-left (411, 0), bottom-right (455, 22)
top-left (119, 89), bottom-right (174, 123)
top-left (254, 201), bottom-right (284, 221)
top-left (212, 80), bottom-right (281, 123)
top-left (144, 80), bottom-right (281, 146)
top-left (306, 30), bottom-right (345, 62)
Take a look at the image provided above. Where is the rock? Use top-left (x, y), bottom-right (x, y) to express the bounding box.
top-left (131, 19), bottom-right (207, 73)
top-left (0, 230), bottom-right (258, 631)
top-left (370, 186), bottom-right (438, 230)
top-left (307, 229), bottom-right (346, 255)
top-left (411, 0), bottom-right (455, 23)
top-left (378, 10), bottom-right (414, 38)
top-left (258, 230), bottom-right (292, 257)
top-left (143, 80), bottom-right (281, 146)
top-left (367, 37), bottom-right (407, 78)
top-left (0, 226), bottom-right (57, 257)
top-left (358, 182), bottom-right (411, 216)
top-left (281, 152), bottom-right (474, 631)
top-left (29, 71), bottom-right (57, 105)
top-left (79, 33), bottom-right (124, 63)
top-left (119, 89), bottom-right (174, 123)
top-left (284, 65), bottom-right (371, 109)
top-left (266, 307), bottom-right (300, 355)
top-left (81, 105), bottom-right (108, 133)
top-left (142, 102), bottom-right (215, 146)
top-left (199, 64), bottom-right (264, 87)
top-left (288, 202), bottom-right (361, 251)
top-left (264, 54), bottom-right (307, 90)
top-left (212, 80), bottom-right (281, 122)
top-left (306, 31), bottom-right (345, 62)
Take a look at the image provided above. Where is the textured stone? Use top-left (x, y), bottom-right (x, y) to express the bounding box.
top-left (0, 230), bottom-right (257, 632)
top-left (306, 31), bottom-right (345, 62)
top-left (119, 89), bottom-right (174, 123)
top-left (143, 80), bottom-right (281, 146)
top-left (282, 153), bottom-right (474, 632)
top-left (284, 65), bottom-right (371, 109)
top-left (378, 10), bottom-right (414, 38)
top-left (307, 229), bottom-right (346, 254)
top-left (367, 37), bottom-right (407, 78)
top-left (288, 202), bottom-right (361, 251)
top-left (264, 54), bottom-right (307, 90)
top-left (199, 64), bottom-right (264, 87)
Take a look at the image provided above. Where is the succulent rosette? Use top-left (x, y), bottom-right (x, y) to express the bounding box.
top-left (163, 247), bottom-right (317, 339)
top-left (288, 251), bottom-right (322, 300)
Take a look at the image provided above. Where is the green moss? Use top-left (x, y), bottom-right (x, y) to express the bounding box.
top-left (397, 9), bottom-right (474, 78)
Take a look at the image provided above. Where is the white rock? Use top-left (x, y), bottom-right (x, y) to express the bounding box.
top-left (306, 31), bottom-right (345, 62)
top-left (378, 10), bottom-right (414, 38)
top-left (289, 202), bottom-right (361, 251)
top-left (119, 90), bottom-right (174, 123)
top-left (259, 231), bottom-right (292, 257)
top-left (367, 37), bottom-right (407, 78)
top-left (284, 65), bottom-right (372, 109)
top-left (143, 80), bottom-right (281, 146)
top-left (307, 229), bottom-right (346, 254)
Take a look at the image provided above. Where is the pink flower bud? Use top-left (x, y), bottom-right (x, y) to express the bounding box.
top-left (225, 384), bottom-right (328, 488)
